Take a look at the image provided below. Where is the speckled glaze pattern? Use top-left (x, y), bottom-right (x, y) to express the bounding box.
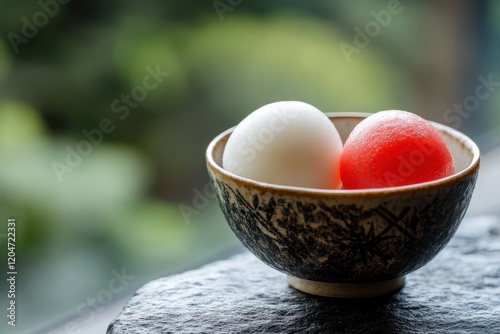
top-left (206, 113), bottom-right (480, 284)
top-left (209, 172), bottom-right (477, 283)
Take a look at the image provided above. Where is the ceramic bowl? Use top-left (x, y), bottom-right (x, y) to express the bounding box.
top-left (206, 113), bottom-right (480, 298)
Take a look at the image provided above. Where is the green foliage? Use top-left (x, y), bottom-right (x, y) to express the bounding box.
top-left (187, 14), bottom-right (403, 122)
top-left (0, 100), bottom-right (46, 149)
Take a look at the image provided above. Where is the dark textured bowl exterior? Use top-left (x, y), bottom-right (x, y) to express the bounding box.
top-left (206, 113), bottom-right (480, 283)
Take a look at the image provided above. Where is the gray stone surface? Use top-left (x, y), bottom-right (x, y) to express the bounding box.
top-left (108, 215), bottom-right (500, 334)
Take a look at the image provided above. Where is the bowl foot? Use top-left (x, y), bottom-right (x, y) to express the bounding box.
top-left (287, 276), bottom-right (405, 298)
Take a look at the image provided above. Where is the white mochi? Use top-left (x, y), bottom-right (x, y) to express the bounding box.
top-left (222, 101), bottom-right (343, 189)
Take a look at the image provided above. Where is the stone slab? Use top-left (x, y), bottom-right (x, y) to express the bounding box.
top-left (108, 215), bottom-right (500, 334)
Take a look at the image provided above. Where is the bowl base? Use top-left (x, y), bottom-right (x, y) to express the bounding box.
top-left (287, 276), bottom-right (405, 298)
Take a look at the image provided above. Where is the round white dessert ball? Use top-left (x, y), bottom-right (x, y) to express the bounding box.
top-left (222, 101), bottom-right (343, 189)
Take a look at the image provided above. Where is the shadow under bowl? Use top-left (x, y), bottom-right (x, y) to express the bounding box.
top-left (206, 112), bottom-right (480, 297)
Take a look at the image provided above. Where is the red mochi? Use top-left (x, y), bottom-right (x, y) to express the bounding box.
top-left (340, 110), bottom-right (455, 189)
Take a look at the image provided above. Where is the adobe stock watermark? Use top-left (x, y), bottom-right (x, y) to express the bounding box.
top-left (222, 111), bottom-right (291, 175)
top-left (7, 0), bottom-right (70, 54)
top-left (51, 65), bottom-right (169, 182)
top-left (48, 267), bottom-right (135, 334)
top-left (383, 142), bottom-right (436, 186)
top-left (213, 0), bottom-right (243, 21)
top-left (179, 110), bottom-right (291, 224)
top-left (178, 182), bottom-right (217, 224)
top-left (340, 0), bottom-right (412, 64)
top-left (443, 74), bottom-right (500, 129)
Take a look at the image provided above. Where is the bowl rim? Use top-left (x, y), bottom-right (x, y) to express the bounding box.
top-left (206, 112), bottom-right (481, 197)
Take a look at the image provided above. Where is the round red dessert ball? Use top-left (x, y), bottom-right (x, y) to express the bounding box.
top-left (340, 110), bottom-right (455, 189)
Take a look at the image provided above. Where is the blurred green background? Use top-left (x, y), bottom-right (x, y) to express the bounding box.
top-left (0, 0), bottom-right (499, 333)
